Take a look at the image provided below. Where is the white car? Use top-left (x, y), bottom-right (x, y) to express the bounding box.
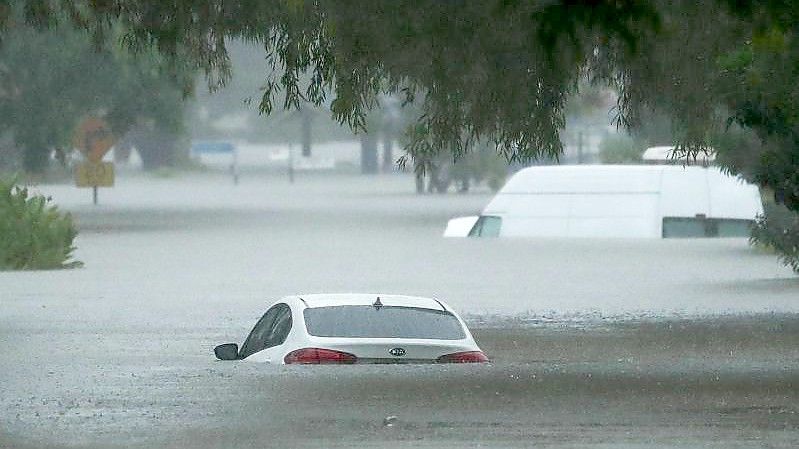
top-left (213, 294), bottom-right (488, 364)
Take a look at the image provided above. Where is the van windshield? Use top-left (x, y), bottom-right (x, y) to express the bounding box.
top-left (303, 306), bottom-right (466, 339)
top-left (469, 216), bottom-right (502, 237)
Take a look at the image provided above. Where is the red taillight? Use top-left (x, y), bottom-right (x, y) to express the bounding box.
top-left (436, 351), bottom-right (489, 363)
top-left (284, 348), bottom-right (358, 364)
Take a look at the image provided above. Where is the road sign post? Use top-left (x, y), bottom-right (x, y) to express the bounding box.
top-left (73, 117), bottom-right (116, 204)
top-left (75, 161), bottom-right (115, 204)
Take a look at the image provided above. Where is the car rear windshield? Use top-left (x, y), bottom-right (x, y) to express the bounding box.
top-left (303, 306), bottom-right (466, 340)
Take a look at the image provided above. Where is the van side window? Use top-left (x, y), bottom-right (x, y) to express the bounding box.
top-left (662, 217), bottom-right (753, 238)
top-left (469, 216), bottom-right (502, 237)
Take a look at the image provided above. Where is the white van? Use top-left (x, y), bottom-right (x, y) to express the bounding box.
top-left (444, 165), bottom-right (763, 238)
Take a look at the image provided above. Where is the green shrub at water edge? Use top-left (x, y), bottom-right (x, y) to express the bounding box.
top-left (0, 177), bottom-right (82, 270)
top-left (750, 203), bottom-right (799, 273)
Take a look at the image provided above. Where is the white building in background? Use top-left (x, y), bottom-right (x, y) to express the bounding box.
top-left (444, 165), bottom-right (763, 239)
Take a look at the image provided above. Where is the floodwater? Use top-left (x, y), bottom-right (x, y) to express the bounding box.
top-left (2, 172), bottom-right (798, 448)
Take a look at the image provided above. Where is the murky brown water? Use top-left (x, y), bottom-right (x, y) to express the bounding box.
top-left (2, 173), bottom-right (798, 448)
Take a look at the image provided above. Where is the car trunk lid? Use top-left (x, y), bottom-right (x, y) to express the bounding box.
top-left (307, 338), bottom-right (478, 363)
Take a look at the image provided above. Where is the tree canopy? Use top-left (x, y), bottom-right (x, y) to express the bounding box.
top-left (2, 1), bottom-right (798, 209)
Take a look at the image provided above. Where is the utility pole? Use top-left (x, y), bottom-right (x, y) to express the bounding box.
top-left (360, 132), bottom-right (378, 174)
top-left (301, 107), bottom-right (312, 157)
top-left (382, 133), bottom-right (394, 173)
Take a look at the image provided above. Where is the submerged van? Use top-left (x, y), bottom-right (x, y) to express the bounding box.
top-left (444, 165), bottom-right (763, 239)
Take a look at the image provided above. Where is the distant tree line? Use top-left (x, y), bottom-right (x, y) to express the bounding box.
top-left (0, 4), bottom-right (190, 173)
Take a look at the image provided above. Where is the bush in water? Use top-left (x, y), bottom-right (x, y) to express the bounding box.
top-left (750, 203), bottom-right (799, 273)
top-left (0, 177), bottom-right (82, 270)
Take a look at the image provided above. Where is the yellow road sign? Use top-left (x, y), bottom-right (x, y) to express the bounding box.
top-left (73, 117), bottom-right (115, 163)
top-left (75, 161), bottom-right (115, 187)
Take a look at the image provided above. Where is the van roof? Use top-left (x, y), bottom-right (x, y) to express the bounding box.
top-left (485, 164), bottom-right (762, 223)
top-left (499, 165), bottom-right (743, 194)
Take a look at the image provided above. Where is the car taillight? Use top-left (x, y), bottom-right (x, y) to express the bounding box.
top-left (436, 351), bottom-right (489, 363)
top-left (284, 348), bottom-right (358, 364)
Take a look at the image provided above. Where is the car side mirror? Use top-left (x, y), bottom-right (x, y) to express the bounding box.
top-left (214, 343), bottom-right (239, 360)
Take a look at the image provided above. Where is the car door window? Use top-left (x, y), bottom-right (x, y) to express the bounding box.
top-left (239, 304), bottom-right (285, 358)
top-left (268, 306), bottom-right (292, 348)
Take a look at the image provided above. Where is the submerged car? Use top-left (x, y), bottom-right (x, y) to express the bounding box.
top-left (214, 294), bottom-right (489, 364)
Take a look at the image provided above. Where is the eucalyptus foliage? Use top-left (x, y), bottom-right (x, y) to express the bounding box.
top-left (613, 1), bottom-right (799, 211)
top-left (0, 177), bottom-right (81, 270)
top-left (3, 1), bottom-right (662, 165)
top-left (2, 2), bottom-right (794, 170)
top-left (3, 2), bottom-right (796, 188)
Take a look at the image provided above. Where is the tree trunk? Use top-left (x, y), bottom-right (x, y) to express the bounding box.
top-left (132, 131), bottom-right (177, 171)
top-left (21, 135), bottom-right (49, 173)
top-left (382, 133), bottom-right (393, 173)
top-left (360, 132), bottom-right (378, 174)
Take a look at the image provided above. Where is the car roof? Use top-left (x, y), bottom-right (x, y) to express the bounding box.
top-left (290, 293), bottom-right (448, 311)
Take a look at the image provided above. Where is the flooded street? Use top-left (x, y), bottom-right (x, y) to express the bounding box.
top-left (2, 173), bottom-right (798, 448)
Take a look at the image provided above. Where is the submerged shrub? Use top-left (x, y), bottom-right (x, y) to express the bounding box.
top-left (0, 177), bottom-right (82, 270)
top-left (750, 203), bottom-right (799, 273)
